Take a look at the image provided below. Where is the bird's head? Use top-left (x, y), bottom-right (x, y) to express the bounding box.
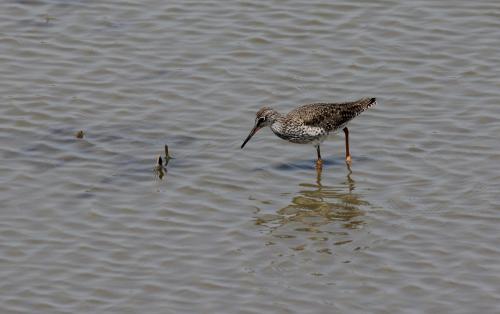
top-left (241, 107), bottom-right (279, 149)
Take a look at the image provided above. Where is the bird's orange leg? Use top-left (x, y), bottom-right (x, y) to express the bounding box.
top-left (343, 127), bottom-right (352, 164)
top-left (315, 145), bottom-right (323, 170)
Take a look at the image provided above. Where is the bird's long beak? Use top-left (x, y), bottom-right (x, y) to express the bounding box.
top-left (241, 123), bottom-right (261, 149)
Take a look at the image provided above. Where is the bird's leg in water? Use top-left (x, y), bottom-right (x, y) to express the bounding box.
top-left (343, 127), bottom-right (352, 164)
top-left (315, 145), bottom-right (323, 170)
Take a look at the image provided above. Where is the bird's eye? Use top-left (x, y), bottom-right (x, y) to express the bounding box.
top-left (258, 117), bottom-right (266, 123)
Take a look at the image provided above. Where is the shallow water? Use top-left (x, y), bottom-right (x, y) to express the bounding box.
top-left (1, 0), bottom-right (500, 313)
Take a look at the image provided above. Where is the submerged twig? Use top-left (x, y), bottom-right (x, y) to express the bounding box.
top-left (155, 155), bottom-right (167, 179)
top-left (155, 145), bottom-right (174, 180)
top-left (163, 144), bottom-right (174, 167)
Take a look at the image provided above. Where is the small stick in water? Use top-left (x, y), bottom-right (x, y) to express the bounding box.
top-left (155, 155), bottom-right (166, 179)
top-left (75, 130), bottom-right (84, 139)
top-left (164, 144), bottom-right (173, 166)
top-left (155, 145), bottom-right (173, 179)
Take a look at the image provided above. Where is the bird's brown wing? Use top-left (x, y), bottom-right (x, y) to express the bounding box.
top-left (290, 97), bottom-right (376, 132)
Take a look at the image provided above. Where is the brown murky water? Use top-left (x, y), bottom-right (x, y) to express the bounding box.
top-left (1, 0), bottom-right (500, 313)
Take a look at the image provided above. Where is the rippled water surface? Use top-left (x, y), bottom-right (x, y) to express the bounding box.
top-left (1, 0), bottom-right (500, 313)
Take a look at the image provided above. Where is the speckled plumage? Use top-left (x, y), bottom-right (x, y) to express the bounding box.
top-left (241, 97), bottom-right (376, 165)
top-left (265, 97), bottom-right (376, 144)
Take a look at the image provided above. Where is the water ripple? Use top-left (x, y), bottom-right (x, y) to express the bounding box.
top-left (1, 0), bottom-right (500, 313)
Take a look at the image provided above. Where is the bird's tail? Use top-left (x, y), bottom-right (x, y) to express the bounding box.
top-left (358, 97), bottom-right (377, 109)
top-left (342, 97), bottom-right (376, 117)
top-left (325, 97), bottom-right (377, 129)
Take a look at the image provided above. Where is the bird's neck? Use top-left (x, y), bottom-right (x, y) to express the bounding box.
top-left (270, 115), bottom-right (286, 135)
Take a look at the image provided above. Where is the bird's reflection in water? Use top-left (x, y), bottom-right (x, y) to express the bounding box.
top-left (255, 165), bottom-right (370, 253)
